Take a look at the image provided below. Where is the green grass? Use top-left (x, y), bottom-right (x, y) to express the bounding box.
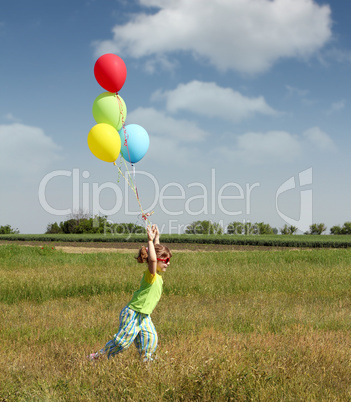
top-left (2, 232), bottom-right (351, 248)
top-left (1, 244), bottom-right (351, 400)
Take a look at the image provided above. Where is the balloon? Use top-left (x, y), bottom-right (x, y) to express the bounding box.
top-left (87, 123), bottom-right (121, 162)
top-left (94, 54), bottom-right (127, 93)
top-left (92, 92), bottom-right (127, 131)
top-left (119, 124), bottom-right (149, 164)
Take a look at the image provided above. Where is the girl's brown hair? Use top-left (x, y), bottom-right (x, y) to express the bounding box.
top-left (136, 244), bottom-right (172, 263)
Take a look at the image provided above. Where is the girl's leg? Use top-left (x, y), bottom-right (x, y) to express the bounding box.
top-left (133, 332), bottom-right (142, 357)
top-left (138, 314), bottom-right (158, 361)
top-left (101, 306), bottom-right (140, 359)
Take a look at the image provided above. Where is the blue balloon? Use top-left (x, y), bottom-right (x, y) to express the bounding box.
top-left (119, 124), bottom-right (149, 164)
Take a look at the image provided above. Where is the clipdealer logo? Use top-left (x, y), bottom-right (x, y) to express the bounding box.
top-left (38, 167), bottom-right (312, 233)
top-left (275, 168), bottom-right (313, 233)
top-left (38, 168), bottom-right (260, 218)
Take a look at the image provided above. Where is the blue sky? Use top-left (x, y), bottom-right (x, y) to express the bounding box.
top-left (1, 0), bottom-right (351, 234)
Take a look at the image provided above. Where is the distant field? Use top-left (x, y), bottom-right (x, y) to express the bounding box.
top-left (1, 233), bottom-right (351, 248)
top-left (1, 244), bottom-right (351, 400)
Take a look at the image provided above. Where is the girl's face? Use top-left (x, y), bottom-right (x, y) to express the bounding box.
top-left (156, 256), bottom-right (170, 273)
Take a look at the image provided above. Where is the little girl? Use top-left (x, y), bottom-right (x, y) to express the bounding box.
top-left (88, 224), bottom-right (172, 362)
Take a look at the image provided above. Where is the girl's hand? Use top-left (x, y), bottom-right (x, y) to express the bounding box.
top-left (147, 226), bottom-right (155, 241)
top-left (152, 224), bottom-right (160, 245)
top-left (153, 224), bottom-right (159, 236)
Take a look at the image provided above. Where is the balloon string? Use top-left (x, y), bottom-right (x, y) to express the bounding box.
top-left (115, 94), bottom-right (152, 227)
top-left (113, 159), bottom-right (153, 228)
top-left (116, 93), bottom-right (133, 168)
top-left (121, 157), bottom-right (142, 214)
top-left (132, 164), bottom-right (140, 201)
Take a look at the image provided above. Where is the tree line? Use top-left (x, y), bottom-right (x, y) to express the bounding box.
top-left (2, 218), bottom-right (351, 236)
top-left (184, 221), bottom-right (331, 235)
top-left (45, 214), bottom-right (146, 235)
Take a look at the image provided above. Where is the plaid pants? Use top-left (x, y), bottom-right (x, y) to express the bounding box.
top-left (101, 305), bottom-right (158, 361)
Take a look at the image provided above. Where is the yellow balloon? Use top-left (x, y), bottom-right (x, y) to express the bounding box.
top-left (87, 123), bottom-right (121, 162)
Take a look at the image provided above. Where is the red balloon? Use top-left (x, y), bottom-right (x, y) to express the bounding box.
top-left (94, 54), bottom-right (127, 93)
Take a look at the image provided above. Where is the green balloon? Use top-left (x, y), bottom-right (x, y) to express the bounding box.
top-left (92, 92), bottom-right (127, 131)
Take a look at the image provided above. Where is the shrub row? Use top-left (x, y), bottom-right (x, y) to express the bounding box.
top-left (1, 234), bottom-right (351, 248)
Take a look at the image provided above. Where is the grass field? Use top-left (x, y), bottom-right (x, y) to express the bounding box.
top-left (1, 244), bottom-right (351, 401)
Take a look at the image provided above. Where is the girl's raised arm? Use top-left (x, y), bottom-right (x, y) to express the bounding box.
top-left (147, 226), bottom-right (157, 275)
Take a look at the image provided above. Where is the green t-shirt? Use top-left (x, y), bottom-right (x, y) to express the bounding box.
top-left (128, 270), bottom-right (163, 315)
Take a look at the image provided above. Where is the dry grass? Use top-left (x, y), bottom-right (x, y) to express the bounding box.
top-left (1, 245), bottom-right (351, 400)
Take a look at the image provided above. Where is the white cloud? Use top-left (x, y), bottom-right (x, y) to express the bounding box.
top-left (1, 113), bottom-right (20, 122)
top-left (318, 47), bottom-right (351, 66)
top-left (234, 130), bottom-right (302, 164)
top-left (303, 127), bottom-right (336, 151)
top-left (144, 135), bottom-right (204, 170)
top-left (285, 85), bottom-right (309, 98)
top-left (127, 107), bottom-right (209, 143)
top-left (327, 100), bottom-right (345, 115)
top-left (93, 0), bottom-right (332, 74)
top-left (152, 81), bottom-right (278, 122)
top-left (216, 126), bottom-right (337, 165)
top-left (285, 85), bottom-right (317, 106)
top-left (0, 123), bottom-right (62, 178)
top-left (144, 55), bottom-right (179, 74)
top-left (126, 106), bottom-right (337, 168)
top-left (126, 107), bottom-right (210, 169)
